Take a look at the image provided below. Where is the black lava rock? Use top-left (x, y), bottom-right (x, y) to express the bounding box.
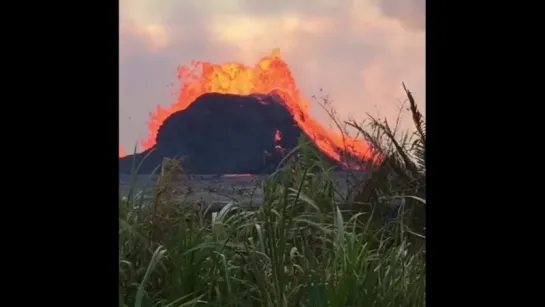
top-left (119, 92), bottom-right (339, 174)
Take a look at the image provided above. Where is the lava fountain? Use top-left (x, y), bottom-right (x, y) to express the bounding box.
top-left (119, 49), bottom-right (376, 166)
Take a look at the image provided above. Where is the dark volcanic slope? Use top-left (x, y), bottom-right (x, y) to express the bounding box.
top-left (119, 92), bottom-right (339, 174)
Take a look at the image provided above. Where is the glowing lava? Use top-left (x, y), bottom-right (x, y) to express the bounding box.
top-left (274, 130), bottom-right (287, 154)
top-left (120, 49), bottom-right (375, 166)
top-left (119, 145), bottom-right (126, 157)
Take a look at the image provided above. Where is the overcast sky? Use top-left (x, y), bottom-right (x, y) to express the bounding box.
top-left (120, 0), bottom-right (425, 152)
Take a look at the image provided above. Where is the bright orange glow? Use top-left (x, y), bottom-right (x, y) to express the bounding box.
top-left (119, 49), bottom-right (376, 166)
top-left (274, 129), bottom-right (282, 142)
top-left (119, 145), bottom-right (127, 158)
top-left (274, 129), bottom-right (286, 153)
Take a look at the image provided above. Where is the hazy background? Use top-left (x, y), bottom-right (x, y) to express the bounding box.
top-left (120, 0), bottom-right (425, 152)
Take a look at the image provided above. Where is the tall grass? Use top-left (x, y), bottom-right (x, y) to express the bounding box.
top-left (119, 86), bottom-right (426, 307)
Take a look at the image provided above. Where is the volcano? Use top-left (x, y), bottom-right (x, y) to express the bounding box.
top-left (119, 92), bottom-right (339, 174)
top-left (119, 49), bottom-right (377, 174)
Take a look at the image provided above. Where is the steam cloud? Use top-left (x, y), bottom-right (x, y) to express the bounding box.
top-left (379, 0), bottom-right (425, 30)
top-left (120, 0), bottom-right (425, 152)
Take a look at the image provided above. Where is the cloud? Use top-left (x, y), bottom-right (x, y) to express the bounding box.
top-left (378, 0), bottom-right (426, 31)
top-left (119, 0), bottom-right (425, 151)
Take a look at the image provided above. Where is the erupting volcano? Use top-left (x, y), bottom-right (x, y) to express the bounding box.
top-left (119, 49), bottom-right (376, 174)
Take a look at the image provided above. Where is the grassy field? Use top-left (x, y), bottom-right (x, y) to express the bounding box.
top-left (119, 86), bottom-right (426, 307)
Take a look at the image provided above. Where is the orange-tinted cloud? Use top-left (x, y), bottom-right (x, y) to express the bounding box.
top-left (119, 0), bottom-right (425, 151)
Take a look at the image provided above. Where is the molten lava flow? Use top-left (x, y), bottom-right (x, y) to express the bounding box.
top-left (274, 130), bottom-right (287, 154)
top-left (274, 130), bottom-right (282, 142)
top-left (119, 145), bottom-right (127, 158)
top-left (120, 49), bottom-right (377, 166)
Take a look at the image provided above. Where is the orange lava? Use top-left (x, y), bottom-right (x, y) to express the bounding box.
top-left (274, 130), bottom-right (287, 153)
top-left (119, 145), bottom-right (126, 157)
top-left (120, 49), bottom-right (376, 166)
top-left (274, 130), bottom-right (282, 142)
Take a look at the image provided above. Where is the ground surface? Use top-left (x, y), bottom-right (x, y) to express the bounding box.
top-left (120, 172), bottom-right (368, 209)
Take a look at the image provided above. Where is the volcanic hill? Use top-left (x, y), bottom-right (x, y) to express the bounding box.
top-left (119, 92), bottom-right (342, 174)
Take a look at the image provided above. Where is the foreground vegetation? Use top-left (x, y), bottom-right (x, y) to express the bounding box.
top-left (119, 85), bottom-right (426, 307)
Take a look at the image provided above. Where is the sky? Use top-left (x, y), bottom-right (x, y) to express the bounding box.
top-left (119, 0), bottom-right (425, 152)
